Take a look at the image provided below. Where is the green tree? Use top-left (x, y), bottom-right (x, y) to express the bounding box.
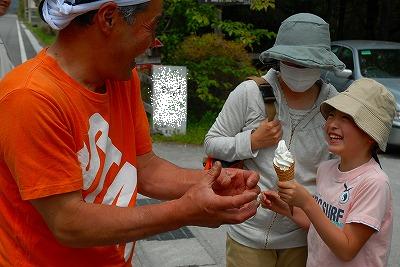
top-left (251, 0), bottom-right (275, 11)
top-left (158, 0), bottom-right (276, 62)
top-left (172, 33), bottom-right (257, 119)
top-left (158, 0), bottom-right (219, 63)
top-left (157, 0), bottom-right (277, 121)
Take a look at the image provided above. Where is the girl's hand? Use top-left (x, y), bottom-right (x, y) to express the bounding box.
top-left (277, 180), bottom-right (313, 209)
top-left (259, 191), bottom-right (291, 217)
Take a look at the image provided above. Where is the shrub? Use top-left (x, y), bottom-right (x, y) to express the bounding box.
top-left (172, 33), bottom-right (257, 120)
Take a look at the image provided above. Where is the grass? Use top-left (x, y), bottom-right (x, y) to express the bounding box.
top-left (151, 113), bottom-right (217, 145)
top-left (20, 6), bottom-right (56, 47)
top-left (27, 24), bottom-right (56, 46)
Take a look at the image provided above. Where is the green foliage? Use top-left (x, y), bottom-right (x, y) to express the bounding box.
top-left (214, 20), bottom-right (276, 50)
top-left (250, 0), bottom-right (275, 11)
top-left (17, 0), bottom-right (25, 19)
top-left (17, 0), bottom-right (56, 46)
top-left (26, 25), bottom-right (57, 46)
top-left (159, 0), bottom-right (276, 63)
top-left (161, 0), bottom-right (218, 34)
top-left (172, 33), bottom-right (257, 118)
top-left (155, 0), bottom-right (275, 142)
top-left (158, 0), bottom-right (219, 63)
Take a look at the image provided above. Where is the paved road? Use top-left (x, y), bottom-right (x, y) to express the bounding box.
top-left (139, 142), bottom-right (400, 267)
top-left (0, 13), bottom-right (41, 67)
top-left (380, 151), bottom-right (400, 266)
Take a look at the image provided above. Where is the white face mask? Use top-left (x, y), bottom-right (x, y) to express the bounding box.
top-left (279, 62), bottom-right (321, 92)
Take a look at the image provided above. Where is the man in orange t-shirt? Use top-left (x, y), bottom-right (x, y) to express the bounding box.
top-left (0, 0), bottom-right (260, 266)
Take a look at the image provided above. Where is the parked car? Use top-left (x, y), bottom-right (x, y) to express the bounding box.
top-left (322, 40), bottom-right (400, 147)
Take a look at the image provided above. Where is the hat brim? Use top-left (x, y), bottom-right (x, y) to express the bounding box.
top-left (320, 94), bottom-right (358, 120)
top-left (320, 94), bottom-right (388, 151)
top-left (260, 45), bottom-right (345, 71)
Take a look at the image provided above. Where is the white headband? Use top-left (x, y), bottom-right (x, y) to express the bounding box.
top-left (41, 0), bottom-right (150, 30)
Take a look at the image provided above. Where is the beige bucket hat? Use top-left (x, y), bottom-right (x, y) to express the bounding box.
top-left (320, 78), bottom-right (396, 151)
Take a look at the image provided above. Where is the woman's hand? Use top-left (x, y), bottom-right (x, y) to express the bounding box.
top-left (251, 119), bottom-right (282, 151)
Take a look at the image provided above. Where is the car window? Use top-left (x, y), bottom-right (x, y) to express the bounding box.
top-left (331, 45), bottom-right (341, 56)
top-left (358, 49), bottom-right (400, 78)
top-left (338, 47), bottom-right (354, 71)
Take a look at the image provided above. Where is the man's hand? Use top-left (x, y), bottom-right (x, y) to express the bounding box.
top-left (211, 162), bottom-right (260, 197)
top-left (179, 162), bottom-right (260, 228)
top-left (277, 180), bottom-right (313, 209)
top-left (251, 119), bottom-right (282, 151)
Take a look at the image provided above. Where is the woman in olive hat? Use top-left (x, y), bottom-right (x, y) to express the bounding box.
top-left (205, 13), bottom-right (344, 266)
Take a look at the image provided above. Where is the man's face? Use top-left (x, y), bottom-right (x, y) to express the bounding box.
top-left (0, 0), bottom-right (11, 16)
top-left (110, 0), bottom-right (163, 80)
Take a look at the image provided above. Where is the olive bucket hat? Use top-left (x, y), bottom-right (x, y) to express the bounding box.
top-left (260, 13), bottom-right (345, 71)
top-left (320, 78), bottom-right (396, 151)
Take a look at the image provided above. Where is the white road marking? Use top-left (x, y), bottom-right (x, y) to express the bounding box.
top-left (16, 20), bottom-right (27, 63)
top-left (21, 23), bottom-right (42, 53)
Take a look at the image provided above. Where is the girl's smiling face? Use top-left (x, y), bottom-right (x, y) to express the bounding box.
top-left (324, 109), bottom-right (374, 158)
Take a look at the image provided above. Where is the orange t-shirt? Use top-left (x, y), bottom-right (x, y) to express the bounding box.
top-left (0, 49), bottom-right (152, 266)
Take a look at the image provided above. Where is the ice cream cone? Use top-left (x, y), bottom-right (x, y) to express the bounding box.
top-left (274, 162), bottom-right (295, 215)
top-left (273, 162), bottom-right (295, 182)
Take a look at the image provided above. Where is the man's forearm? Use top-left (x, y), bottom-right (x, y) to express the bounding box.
top-left (137, 153), bottom-right (206, 200)
top-left (32, 192), bottom-right (188, 247)
top-left (32, 177), bottom-right (258, 248)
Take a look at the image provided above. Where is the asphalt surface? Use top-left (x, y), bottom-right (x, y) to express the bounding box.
top-left (135, 142), bottom-right (400, 267)
top-left (0, 13), bottom-right (40, 66)
top-left (134, 143), bottom-right (227, 267)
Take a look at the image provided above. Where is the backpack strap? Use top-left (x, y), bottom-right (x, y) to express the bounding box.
top-left (246, 76), bottom-right (276, 121)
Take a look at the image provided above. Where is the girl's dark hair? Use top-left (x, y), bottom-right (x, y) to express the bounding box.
top-left (371, 144), bottom-right (382, 169)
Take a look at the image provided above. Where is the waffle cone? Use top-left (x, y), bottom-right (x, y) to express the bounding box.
top-left (273, 162), bottom-right (295, 182)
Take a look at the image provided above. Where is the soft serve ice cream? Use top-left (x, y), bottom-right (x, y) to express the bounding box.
top-left (273, 140), bottom-right (294, 172)
top-left (273, 140), bottom-right (295, 215)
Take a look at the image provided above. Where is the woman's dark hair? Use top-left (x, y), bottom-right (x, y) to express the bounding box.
top-left (257, 59), bottom-right (279, 72)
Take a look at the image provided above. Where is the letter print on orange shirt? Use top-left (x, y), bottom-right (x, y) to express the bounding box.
top-left (77, 113), bottom-right (137, 262)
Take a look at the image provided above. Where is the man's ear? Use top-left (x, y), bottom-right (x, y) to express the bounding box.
top-left (95, 2), bottom-right (119, 34)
